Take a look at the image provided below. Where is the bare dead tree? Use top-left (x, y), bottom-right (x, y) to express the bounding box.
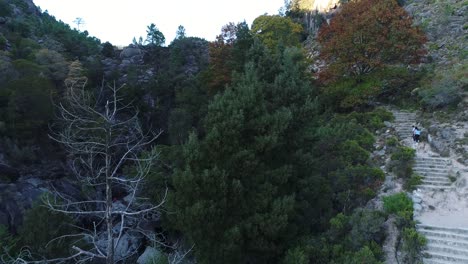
top-left (73, 17), bottom-right (85, 31)
top-left (10, 83), bottom-right (165, 264)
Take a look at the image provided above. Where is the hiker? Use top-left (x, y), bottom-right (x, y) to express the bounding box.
top-left (414, 127), bottom-right (421, 143)
top-left (412, 125), bottom-right (416, 142)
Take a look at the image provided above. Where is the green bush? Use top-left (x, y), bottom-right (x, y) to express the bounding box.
top-left (0, 224), bottom-right (18, 257)
top-left (390, 146), bottom-right (415, 178)
top-left (383, 192), bottom-right (413, 217)
top-left (101, 41), bottom-right (115, 57)
top-left (386, 137), bottom-right (398, 147)
top-left (0, 0), bottom-right (12, 16)
top-left (347, 246), bottom-right (382, 264)
top-left (6, 76), bottom-right (54, 140)
top-left (1, 137), bottom-right (37, 165)
top-left (18, 200), bottom-right (78, 259)
top-left (402, 227), bottom-right (426, 263)
top-left (404, 174), bottom-right (423, 191)
top-left (391, 146), bottom-right (415, 162)
top-left (0, 33), bottom-right (7, 50)
top-left (283, 246), bottom-right (309, 264)
top-left (418, 64), bottom-right (466, 110)
top-left (419, 78), bottom-right (462, 109)
top-left (346, 108), bottom-right (394, 132)
top-left (323, 77), bottom-right (381, 110)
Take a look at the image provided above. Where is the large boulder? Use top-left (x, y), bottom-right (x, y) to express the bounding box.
top-left (120, 46), bottom-right (143, 60)
top-left (137, 246), bottom-right (162, 264)
top-left (0, 181), bottom-right (45, 232)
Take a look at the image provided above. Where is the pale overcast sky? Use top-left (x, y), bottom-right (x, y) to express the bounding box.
top-left (32, 0), bottom-right (285, 46)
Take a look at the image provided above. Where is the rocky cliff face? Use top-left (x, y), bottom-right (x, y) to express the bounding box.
top-left (294, 0), bottom-right (340, 12)
top-left (310, 0), bottom-right (340, 12)
top-left (405, 0), bottom-right (467, 68)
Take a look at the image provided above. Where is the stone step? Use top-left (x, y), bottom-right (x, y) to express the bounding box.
top-left (417, 185), bottom-right (454, 191)
top-left (398, 134), bottom-right (414, 138)
top-left (417, 225), bottom-right (468, 236)
top-left (427, 237), bottom-right (468, 249)
top-left (423, 176), bottom-right (451, 182)
top-left (395, 126), bottom-right (416, 130)
top-left (423, 252), bottom-right (468, 263)
top-left (413, 167), bottom-right (449, 173)
top-left (414, 163), bottom-right (449, 168)
top-left (420, 180), bottom-right (452, 186)
top-left (415, 158), bottom-right (451, 163)
top-left (426, 244), bottom-right (468, 258)
top-left (394, 124), bottom-right (417, 127)
top-left (423, 258), bottom-right (461, 264)
top-left (415, 171), bottom-right (450, 176)
top-left (396, 131), bottom-right (413, 134)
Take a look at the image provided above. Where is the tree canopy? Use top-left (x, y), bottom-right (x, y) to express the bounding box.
top-left (317, 0), bottom-right (426, 82)
top-left (251, 15), bottom-right (304, 51)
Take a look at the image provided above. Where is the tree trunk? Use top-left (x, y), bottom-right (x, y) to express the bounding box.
top-left (106, 126), bottom-right (114, 264)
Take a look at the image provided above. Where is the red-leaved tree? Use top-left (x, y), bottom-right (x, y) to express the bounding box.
top-left (317, 0), bottom-right (426, 82)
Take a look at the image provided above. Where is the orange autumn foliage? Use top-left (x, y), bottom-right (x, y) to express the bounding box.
top-left (205, 23), bottom-right (236, 96)
top-left (317, 0), bottom-right (426, 83)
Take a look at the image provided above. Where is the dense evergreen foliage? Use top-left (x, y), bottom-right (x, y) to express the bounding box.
top-left (0, 0), bottom-right (434, 263)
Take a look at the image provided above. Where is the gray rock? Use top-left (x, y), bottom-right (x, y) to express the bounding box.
top-left (137, 246), bottom-right (162, 264)
top-left (413, 203), bottom-right (423, 211)
top-left (440, 128), bottom-right (452, 140)
top-left (412, 196), bottom-right (422, 204)
top-left (120, 46), bottom-right (142, 59)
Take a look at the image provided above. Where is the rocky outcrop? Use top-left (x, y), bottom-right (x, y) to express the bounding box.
top-left (405, 0), bottom-right (466, 68)
top-left (137, 247), bottom-right (162, 264)
top-left (0, 173), bottom-right (84, 232)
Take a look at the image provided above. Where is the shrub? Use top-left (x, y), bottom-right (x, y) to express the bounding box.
top-left (1, 137), bottom-right (37, 165)
top-left (348, 209), bottom-right (385, 250)
top-left (0, 0), bottom-right (12, 17)
top-left (0, 224), bottom-right (18, 257)
top-left (418, 64), bottom-right (466, 110)
top-left (6, 76), bottom-right (54, 140)
top-left (386, 137), bottom-right (398, 147)
top-left (391, 146), bottom-right (415, 162)
top-left (348, 246), bottom-right (382, 264)
top-left (18, 200), bottom-right (78, 259)
top-left (346, 108), bottom-right (394, 132)
top-left (404, 173), bottom-right (423, 191)
top-left (0, 33), bottom-right (7, 50)
top-left (283, 247), bottom-right (309, 264)
top-left (383, 192), bottom-right (413, 217)
top-left (101, 41), bottom-right (115, 57)
top-left (419, 80), bottom-right (462, 110)
top-left (402, 227), bottom-right (426, 263)
top-left (389, 146), bottom-right (415, 178)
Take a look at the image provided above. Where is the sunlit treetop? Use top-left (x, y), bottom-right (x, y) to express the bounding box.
top-left (317, 0), bottom-right (427, 82)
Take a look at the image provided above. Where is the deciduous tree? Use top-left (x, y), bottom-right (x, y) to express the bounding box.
top-left (251, 15), bottom-right (304, 51)
top-left (317, 0), bottom-right (426, 82)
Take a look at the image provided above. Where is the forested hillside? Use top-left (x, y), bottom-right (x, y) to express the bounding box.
top-left (0, 0), bottom-right (464, 263)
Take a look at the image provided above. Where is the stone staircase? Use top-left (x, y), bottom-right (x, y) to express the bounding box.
top-left (392, 111), bottom-right (416, 141)
top-left (414, 157), bottom-right (453, 191)
top-left (418, 224), bottom-right (468, 263)
top-left (390, 109), bottom-right (467, 264)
